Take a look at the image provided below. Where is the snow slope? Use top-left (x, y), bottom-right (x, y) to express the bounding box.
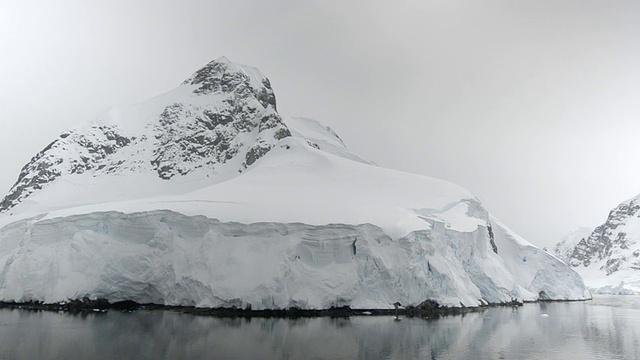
top-left (0, 58), bottom-right (590, 309)
top-left (555, 197), bottom-right (640, 294)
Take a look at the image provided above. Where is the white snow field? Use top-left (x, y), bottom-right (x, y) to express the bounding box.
top-left (0, 57), bottom-right (590, 309)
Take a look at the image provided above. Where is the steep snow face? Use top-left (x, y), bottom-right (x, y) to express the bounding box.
top-left (285, 117), bottom-right (373, 165)
top-left (556, 196), bottom-right (640, 294)
top-left (0, 57), bottom-right (590, 308)
top-left (0, 57), bottom-right (290, 213)
top-left (554, 227), bottom-right (592, 264)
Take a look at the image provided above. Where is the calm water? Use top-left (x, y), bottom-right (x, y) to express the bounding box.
top-left (0, 296), bottom-right (639, 360)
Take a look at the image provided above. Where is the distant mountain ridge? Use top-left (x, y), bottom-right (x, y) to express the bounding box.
top-left (554, 197), bottom-right (640, 294)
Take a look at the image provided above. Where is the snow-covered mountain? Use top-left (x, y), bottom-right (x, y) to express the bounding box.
top-left (554, 227), bottom-right (592, 264)
top-left (0, 57), bottom-right (590, 309)
top-left (555, 197), bottom-right (640, 294)
top-left (0, 57), bottom-right (290, 214)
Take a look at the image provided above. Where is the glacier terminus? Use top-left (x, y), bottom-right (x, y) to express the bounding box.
top-left (0, 57), bottom-right (590, 310)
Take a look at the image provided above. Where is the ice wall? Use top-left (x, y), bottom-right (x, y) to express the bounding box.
top-left (0, 210), bottom-right (589, 309)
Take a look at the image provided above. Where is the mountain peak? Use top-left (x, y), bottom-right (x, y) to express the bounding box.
top-left (214, 55), bottom-right (231, 63)
top-left (180, 56), bottom-right (276, 110)
top-left (0, 58), bottom-right (290, 213)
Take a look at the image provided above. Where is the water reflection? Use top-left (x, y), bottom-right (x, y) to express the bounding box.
top-left (0, 296), bottom-right (639, 359)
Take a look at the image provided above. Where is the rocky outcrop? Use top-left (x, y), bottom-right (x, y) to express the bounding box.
top-left (0, 57), bottom-right (290, 212)
top-left (555, 197), bottom-right (640, 294)
top-left (566, 199), bottom-right (638, 273)
top-left (553, 227), bottom-right (592, 264)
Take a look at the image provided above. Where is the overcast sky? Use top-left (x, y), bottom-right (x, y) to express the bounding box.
top-left (1, 0), bottom-right (640, 247)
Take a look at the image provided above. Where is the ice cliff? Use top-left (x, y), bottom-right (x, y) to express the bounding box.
top-left (0, 57), bottom-right (590, 309)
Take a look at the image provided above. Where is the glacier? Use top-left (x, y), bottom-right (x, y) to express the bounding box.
top-left (0, 57), bottom-right (590, 309)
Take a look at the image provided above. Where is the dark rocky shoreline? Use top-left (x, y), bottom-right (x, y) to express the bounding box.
top-left (0, 297), bottom-right (529, 318)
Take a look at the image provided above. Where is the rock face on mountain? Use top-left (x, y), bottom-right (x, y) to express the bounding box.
top-left (554, 227), bottom-right (592, 264)
top-left (0, 57), bottom-right (590, 309)
top-left (555, 197), bottom-right (640, 294)
top-left (0, 57), bottom-right (289, 213)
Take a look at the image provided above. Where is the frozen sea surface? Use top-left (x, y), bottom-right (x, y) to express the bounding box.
top-left (0, 295), bottom-right (639, 360)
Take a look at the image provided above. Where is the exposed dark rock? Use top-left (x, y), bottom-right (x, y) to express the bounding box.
top-left (111, 300), bottom-right (141, 311)
top-left (0, 296), bottom-right (541, 319)
top-left (0, 57), bottom-right (292, 212)
top-left (274, 127), bottom-right (291, 140)
top-left (567, 199), bottom-right (640, 269)
top-left (244, 145), bottom-right (272, 167)
top-left (606, 257), bottom-right (624, 275)
top-left (488, 222), bottom-right (498, 254)
top-left (0, 124), bottom-right (134, 212)
top-left (538, 291), bottom-right (550, 300)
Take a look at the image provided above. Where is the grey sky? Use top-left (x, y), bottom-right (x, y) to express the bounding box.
top-left (1, 0), bottom-right (640, 247)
